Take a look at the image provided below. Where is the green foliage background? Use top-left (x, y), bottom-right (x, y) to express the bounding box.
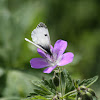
top-left (0, 0), bottom-right (100, 99)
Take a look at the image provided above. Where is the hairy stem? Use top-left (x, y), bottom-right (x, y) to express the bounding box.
top-left (62, 90), bottom-right (77, 99)
top-left (58, 67), bottom-right (63, 100)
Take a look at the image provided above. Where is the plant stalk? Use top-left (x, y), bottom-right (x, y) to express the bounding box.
top-left (62, 90), bottom-right (77, 99)
top-left (58, 67), bottom-right (63, 100)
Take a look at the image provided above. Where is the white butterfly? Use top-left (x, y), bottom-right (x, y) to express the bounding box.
top-left (25, 22), bottom-right (52, 55)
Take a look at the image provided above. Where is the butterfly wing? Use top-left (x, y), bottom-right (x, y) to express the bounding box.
top-left (31, 22), bottom-right (52, 55)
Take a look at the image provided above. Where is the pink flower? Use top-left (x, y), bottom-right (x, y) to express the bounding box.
top-left (30, 40), bottom-right (74, 73)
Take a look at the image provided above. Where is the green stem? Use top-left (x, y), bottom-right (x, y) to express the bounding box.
top-left (62, 90), bottom-right (77, 99)
top-left (58, 66), bottom-right (63, 100)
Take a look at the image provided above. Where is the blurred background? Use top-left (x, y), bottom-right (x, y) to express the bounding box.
top-left (0, 0), bottom-right (100, 99)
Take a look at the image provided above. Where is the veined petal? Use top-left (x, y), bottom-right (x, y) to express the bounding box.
top-left (58, 52), bottom-right (74, 66)
top-left (30, 58), bottom-right (49, 69)
top-left (53, 40), bottom-right (67, 58)
top-left (43, 65), bottom-right (57, 73)
top-left (37, 48), bottom-right (46, 58)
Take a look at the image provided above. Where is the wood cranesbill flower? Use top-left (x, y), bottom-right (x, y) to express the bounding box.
top-left (30, 40), bottom-right (74, 73)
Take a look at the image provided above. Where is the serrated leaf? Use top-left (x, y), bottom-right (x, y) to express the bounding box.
top-left (63, 69), bottom-right (75, 93)
top-left (79, 76), bottom-right (99, 87)
top-left (34, 95), bottom-right (48, 100)
top-left (43, 79), bottom-right (50, 86)
top-left (30, 79), bottom-right (56, 99)
top-left (42, 79), bottom-right (56, 93)
top-left (32, 81), bottom-right (53, 95)
top-left (48, 79), bottom-right (56, 91)
top-left (26, 95), bottom-right (48, 100)
top-left (34, 89), bottom-right (50, 95)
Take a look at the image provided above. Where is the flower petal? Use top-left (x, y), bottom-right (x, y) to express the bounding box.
top-left (58, 52), bottom-right (74, 66)
top-left (50, 45), bottom-right (53, 53)
top-left (37, 45), bottom-right (53, 58)
top-left (53, 40), bottom-right (67, 58)
top-left (37, 48), bottom-right (46, 58)
top-left (30, 58), bottom-right (49, 69)
top-left (43, 66), bottom-right (57, 73)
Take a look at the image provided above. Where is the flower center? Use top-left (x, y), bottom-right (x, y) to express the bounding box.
top-left (46, 52), bottom-right (62, 67)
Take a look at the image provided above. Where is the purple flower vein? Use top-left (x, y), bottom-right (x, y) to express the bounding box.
top-left (30, 40), bottom-right (74, 73)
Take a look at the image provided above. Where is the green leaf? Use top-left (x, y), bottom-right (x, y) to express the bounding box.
top-left (32, 81), bottom-right (53, 95)
top-left (63, 69), bottom-right (75, 93)
top-left (67, 95), bottom-right (76, 100)
top-left (29, 79), bottom-right (56, 99)
top-left (42, 78), bottom-right (56, 94)
top-left (34, 89), bottom-right (50, 95)
top-left (79, 76), bottom-right (99, 88)
top-left (26, 95), bottom-right (48, 100)
top-left (48, 79), bottom-right (56, 91)
top-left (33, 95), bottom-right (48, 100)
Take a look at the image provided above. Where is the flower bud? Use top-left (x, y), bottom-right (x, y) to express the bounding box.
top-left (80, 86), bottom-right (87, 90)
top-left (53, 75), bottom-right (59, 87)
top-left (81, 92), bottom-right (93, 100)
top-left (77, 86), bottom-right (96, 100)
top-left (88, 88), bottom-right (97, 98)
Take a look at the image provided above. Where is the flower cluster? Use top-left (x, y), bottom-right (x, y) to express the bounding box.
top-left (30, 40), bottom-right (74, 73)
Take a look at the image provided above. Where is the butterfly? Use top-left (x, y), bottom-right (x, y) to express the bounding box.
top-left (25, 22), bottom-right (52, 55)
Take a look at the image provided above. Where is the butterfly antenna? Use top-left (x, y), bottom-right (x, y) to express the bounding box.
top-left (25, 38), bottom-right (34, 44)
top-left (25, 38), bottom-right (47, 53)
